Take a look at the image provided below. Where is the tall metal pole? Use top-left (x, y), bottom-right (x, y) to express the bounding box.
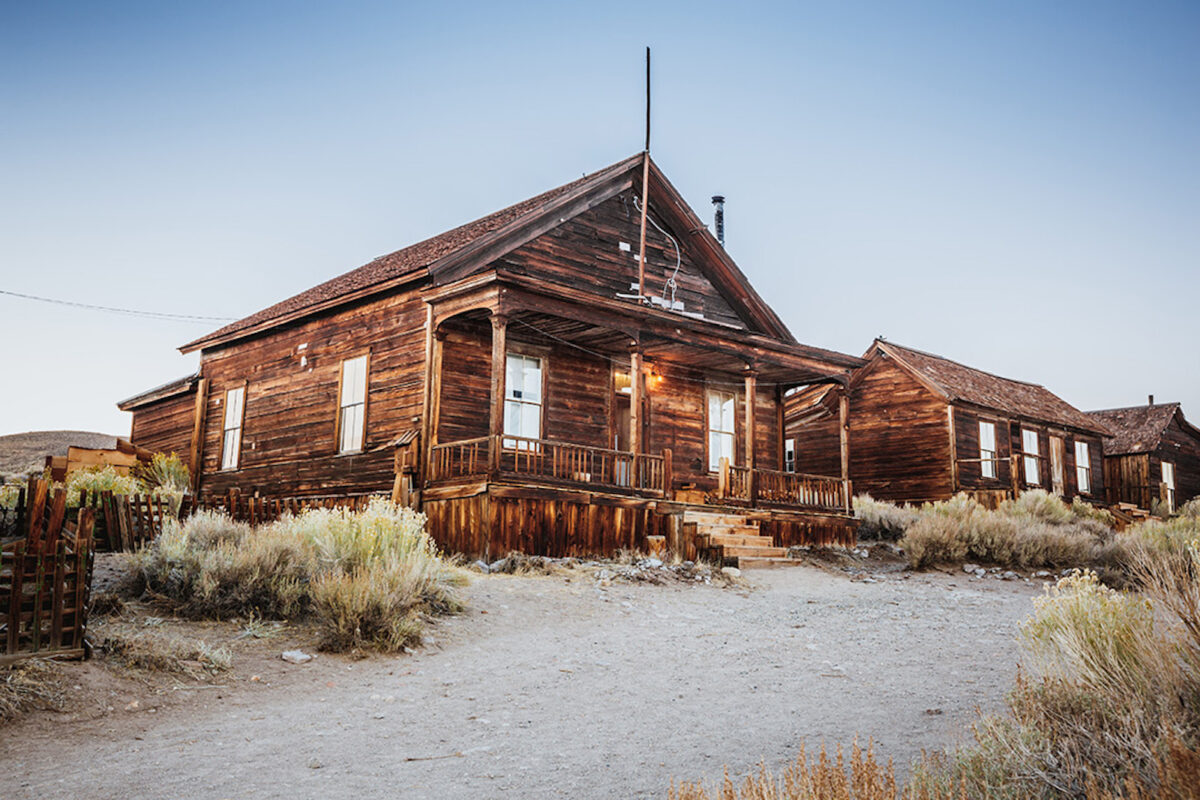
top-left (637, 47), bottom-right (650, 302)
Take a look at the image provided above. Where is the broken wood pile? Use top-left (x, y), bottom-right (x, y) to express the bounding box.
top-left (1, 480), bottom-right (95, 665)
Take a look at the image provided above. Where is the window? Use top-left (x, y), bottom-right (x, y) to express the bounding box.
top-left (1075, 441), bottom-right (1091, 494)
top-left (1163, 462), bottom-right (1176, 513)
top-left (220, 386), bottom-right (245, 470)
top-left (707, 390), bottom-right (736, 472)
top-left (784, 439), bottom-right (796, 473)
top-left (1022, 428), bottom-right (1041, 485)
top-left (979, 421), bottom-right (997, 479)
top-left (337, 356), bottom-right (368, 454)
top-left (504, 354), bottom-right (542, 447)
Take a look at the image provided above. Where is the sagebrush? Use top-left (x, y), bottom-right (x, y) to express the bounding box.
top-left (136, 500), bottom-right (465, 652)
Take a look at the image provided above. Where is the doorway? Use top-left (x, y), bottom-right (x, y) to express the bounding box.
top-left (1050, 436), bottom-right (1065, 496)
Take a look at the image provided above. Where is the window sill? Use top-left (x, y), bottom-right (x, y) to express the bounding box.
top-left (336, 450), bottom-right (364, 458)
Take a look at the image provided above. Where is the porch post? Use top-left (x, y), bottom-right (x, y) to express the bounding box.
top-left (743, 368), bottom-right (757, 504)
top-left (628, 341), bottom-right (643, 457)
top-left (489, 313), bottom-right (508, 478)
top-left (839, 388), bottom-right (851, 514)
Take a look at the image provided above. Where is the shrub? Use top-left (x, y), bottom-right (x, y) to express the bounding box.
top-left (64, 466), bottom-right (141, 505)
top-left (136, 500), bottom-right (465, 652)
top-left (853, 495), bottom-right (920, 540)
top-left (0, 660), bottom-right (65, 724)
top-left (134, 452), bottom-right (190, 493)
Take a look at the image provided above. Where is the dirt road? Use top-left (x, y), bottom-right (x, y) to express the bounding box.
top-left (6, 565), bottom-right (1042, 799)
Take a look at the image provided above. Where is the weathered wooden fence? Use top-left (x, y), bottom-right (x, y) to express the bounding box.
top-left (184, 490), bottom-right (385, 525)
top-left (1, 483), bottom-right (96, 665)
top-left (4, 485), bottom-right (175, 553)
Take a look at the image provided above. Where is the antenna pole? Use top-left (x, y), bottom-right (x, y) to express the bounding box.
top-left (637, 47), bottom-right (651, 302)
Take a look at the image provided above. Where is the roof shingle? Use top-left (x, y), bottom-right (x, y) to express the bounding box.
top-left (876, 341), bottom-right (1109, 435)
top-left (1085, 403), bottom-right (1182, 455)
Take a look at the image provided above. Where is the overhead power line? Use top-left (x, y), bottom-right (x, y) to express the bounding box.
top-left (0, 289), bottom-right (236, 323)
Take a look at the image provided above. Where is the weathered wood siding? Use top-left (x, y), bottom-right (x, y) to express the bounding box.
top-left (499, 194), bottom-right (745, 329)
top-left (424, 486), bottom-right (662, 558)
top-left (789, 412), bottom-right (841, 478)
top-left (846, 356), bottom-right (954, 503)
top-left (1104, 453), bottom-right (1151, 507)
top-left (199, 290), bottom-right (427, 497)
top-left (129, 391), bottom-right (196, 468)
top-left (1150, 414), bottom-right (1200, 507)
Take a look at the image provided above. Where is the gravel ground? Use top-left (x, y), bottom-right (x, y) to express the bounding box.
top-left (6, 564), bottom-right (1043, 799)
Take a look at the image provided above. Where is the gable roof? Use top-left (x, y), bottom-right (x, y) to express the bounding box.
top-left (1086, 403), bottom-right (1199, 455)
top-left (117, 373), bottom-right (200, 411)
top-left (870, 340), bottom-right (1109, 435)
top-left (181, 153), bottom-right (794, 353)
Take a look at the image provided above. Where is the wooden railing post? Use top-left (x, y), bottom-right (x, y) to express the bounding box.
top-left (489, 314), bottom-right (508, 479)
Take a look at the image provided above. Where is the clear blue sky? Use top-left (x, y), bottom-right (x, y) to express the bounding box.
top-left (2, 1), bottom-right (1197, 436)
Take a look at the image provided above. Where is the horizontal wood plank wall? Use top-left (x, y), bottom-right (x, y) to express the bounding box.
top-left (754, 389), bottom-right (780, 472)
top-left (199, 290), bottom-right (427, 497)
top-left (847, 357), bottom-right (955, 503)
top-left (790, 412), bottom-right (841, 477)
top-left (541, 339), bottom-right (610, 448)
top-left (423, 489), bottom-right (662, 558)
top-left (129, 390), bottom-right (197, 468)
top-left (436, 324), bottom-right (491, 444)
top-left (498, 194), bottom-right (745, 329)
top-left (647, 366), bottom-right (709, 489)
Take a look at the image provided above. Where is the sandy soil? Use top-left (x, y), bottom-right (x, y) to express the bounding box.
top-left (5, 563), bottom-right (1044, 800)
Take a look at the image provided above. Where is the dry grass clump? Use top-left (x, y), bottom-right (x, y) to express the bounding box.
top-left (95, 625), bottom-right (231, 678)
top-left (854, 495), bottom-right (920, 541)
top-left (899, 491), bottom-right (1117, 570)
top-left (136, 500), bottom-right (465, 653)
top-left (0, 660), bottom-right (65, 724)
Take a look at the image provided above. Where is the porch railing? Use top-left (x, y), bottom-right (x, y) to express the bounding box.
top-left (427, 435), bottom-right (668, 496)
top-left (717, 458), bottom-right (850, 514)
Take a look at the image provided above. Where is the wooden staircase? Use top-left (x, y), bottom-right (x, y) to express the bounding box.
top-left (684, 509), bottom-right (788, 568)
top-left (1109, 502), bottom-right (1152, 530)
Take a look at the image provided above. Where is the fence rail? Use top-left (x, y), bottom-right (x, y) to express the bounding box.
top-left (1, 481), bottom-right (95, 665)
top-left (184, 490), bottom-right (385, 525)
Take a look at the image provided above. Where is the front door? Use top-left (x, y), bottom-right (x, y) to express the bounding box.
top-left (612, 370), bottom-right (632, 486)
top-left (1050, 436), bottom-right (1065, 496)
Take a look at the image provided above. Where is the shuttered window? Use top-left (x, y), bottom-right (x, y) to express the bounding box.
top-left (221, 386), bottom-right (245, 470)
top-left (338, 356), bottom-right (368, 454)
top-left (979, 422), bottom-right (997, 479)
top-left (1075, 441), bottom-right (1091, 494)
top-left (707, 390), bottom-right (736, 472)
top-left (504, 354), bottom-right (542, 448)
top-left (1022, 428), bottom-right (1041, 485)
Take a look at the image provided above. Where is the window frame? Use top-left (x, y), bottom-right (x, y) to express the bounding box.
top-left (784, 438), bottom-right (796, 473)
top-left (335, 353), bottom-right (370, 455)
top-left (1021, 427), bottom-right (1041, 486)
top-left (220, 384), bottom-right (246, 471)
top-left (503, 351), bottom-right (545, 449)
top-left (1075, 440), bottom-right (1092, 495)
top-left (978, 420), bottom-right (998, 480)
top-left (706, 388), bottom-right (737, 473)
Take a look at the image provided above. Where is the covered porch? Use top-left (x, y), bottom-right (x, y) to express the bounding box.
top-left (415, 273), bottom-right (859, 557)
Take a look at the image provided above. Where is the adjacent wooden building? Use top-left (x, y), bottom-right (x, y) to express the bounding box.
top-left (1087, 401), bottom-right (1200, 512)
top-left (119, 153), bottom-right (863, 558)
top-left (787, 340), bottom-right (1110, 506)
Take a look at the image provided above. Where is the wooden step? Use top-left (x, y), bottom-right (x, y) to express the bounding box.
top-left (683, 511), bottom-right (754, 526)
top-left (693, 523), bottom-right (760, 537)
top-left (736, 556), bottom-right (805, 569)
top-left (715, 544), bottom-right (788, 559)
top-left (696, 533), bottom-right (776, 548)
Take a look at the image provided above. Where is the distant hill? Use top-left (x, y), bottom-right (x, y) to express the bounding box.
top-left (0, 430), bottom-right (119, 481)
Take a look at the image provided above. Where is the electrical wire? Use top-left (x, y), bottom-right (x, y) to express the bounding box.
top-left (633, 195), bottom-right (681, 307)
top-left (0, 289), bottom-right (237, 323)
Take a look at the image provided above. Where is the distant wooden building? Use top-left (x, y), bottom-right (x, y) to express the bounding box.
top-left (119, 153), bottom-right (863, 558)
top-left (1086, 401), bottom-right (1200, 512)
top-left (786, 340), bottom-right (1110, 506)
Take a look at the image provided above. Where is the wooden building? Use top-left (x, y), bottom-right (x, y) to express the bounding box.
top-left (119, 153), bottom-right (863, 559)
top-left (786, 340), bottom-right (1110, 506)
top-left (1087, 401), bottom-right (1200, 513)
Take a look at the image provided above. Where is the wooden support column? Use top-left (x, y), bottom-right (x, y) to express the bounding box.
top-left (419, 304), bottom-right (436, 483)
top-left (188, 377), bottom-right (208, 494)
top-left (839, 388), bottom-right (851, 514)
top-left (744, 369), bottom-right (757, 504)
top-left (628, 342), bottom-right (643, 457)
top-left (947, 405), bottom-right (959, 493)
top-left (489, 314), bottom-right (508, 478)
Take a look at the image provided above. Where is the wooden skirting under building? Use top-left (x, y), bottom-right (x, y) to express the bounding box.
top-left (422, 480), bottom-right (857, 560)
